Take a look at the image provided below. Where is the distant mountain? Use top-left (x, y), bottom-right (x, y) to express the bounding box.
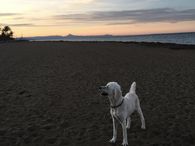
top-left (24, 34), bottom-right (114, 41)
top-left (66, 34), bottom-right (113, 38)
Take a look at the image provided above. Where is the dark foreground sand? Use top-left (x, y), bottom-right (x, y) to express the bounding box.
top-left (0, 42), bottom-right (194, 146)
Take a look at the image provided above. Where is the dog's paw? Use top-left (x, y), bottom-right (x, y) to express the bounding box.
top-left (109, 138), bottom-right (116, 143)
top-left (126, 125), bottom-right (130, 129)
top-left (141, 125), bottom-right (146, 129)
top-left (122, 141), bottom-right (128, 146)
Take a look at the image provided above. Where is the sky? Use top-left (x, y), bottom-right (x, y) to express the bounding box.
top-left (0, 0), bottom-right (195, 37)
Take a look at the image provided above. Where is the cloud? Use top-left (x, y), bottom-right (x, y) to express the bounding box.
top-left (0, 23), bottom-right (35, 27)
top-left (10, 23), bottom-right (35, 27)
top-left (0, 23), bottom-right (69, 27)
top-left (0, 13), bottom-right (19, 16)
top-left (54, 8), bottom-right (195, 24)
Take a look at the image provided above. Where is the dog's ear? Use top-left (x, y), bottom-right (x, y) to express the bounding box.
top-left (113, 87), bottom-right (122, 99)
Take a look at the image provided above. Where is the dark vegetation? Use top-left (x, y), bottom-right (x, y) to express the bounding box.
top-left (0, 26), bottom-right (14, 41)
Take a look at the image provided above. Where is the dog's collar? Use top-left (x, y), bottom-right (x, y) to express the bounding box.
top-left (110, 99), bottom-right (124, 109)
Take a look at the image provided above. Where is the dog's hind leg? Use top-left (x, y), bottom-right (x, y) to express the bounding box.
top-left (126, 117), bottom-right (131, 129)
top-left (136, 98), bottom-right (146, 129)
top-left (109, 115), bottom-right (118, 143)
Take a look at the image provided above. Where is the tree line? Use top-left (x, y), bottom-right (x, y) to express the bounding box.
top-left (0, 26), bottom-right (14, 41)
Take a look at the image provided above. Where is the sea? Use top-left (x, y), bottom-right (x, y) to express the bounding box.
top-left (27, 32), bottom-right (195, 45)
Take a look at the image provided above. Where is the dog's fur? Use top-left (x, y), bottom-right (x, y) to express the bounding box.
top-left (99, 82), bottom-right (145, 146)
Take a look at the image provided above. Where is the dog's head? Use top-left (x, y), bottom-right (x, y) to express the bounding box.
top-left (99, 82), bottom-right (122, 99)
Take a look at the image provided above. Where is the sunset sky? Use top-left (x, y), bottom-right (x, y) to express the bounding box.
top-left (1, 0), bottom-right (195, 37)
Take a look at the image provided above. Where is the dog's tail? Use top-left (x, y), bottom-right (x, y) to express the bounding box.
top-left (129, 82), bottom-right (136, 94)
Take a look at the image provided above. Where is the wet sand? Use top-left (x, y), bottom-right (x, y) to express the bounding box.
top-left (0, 41), bottom-right (194, 146)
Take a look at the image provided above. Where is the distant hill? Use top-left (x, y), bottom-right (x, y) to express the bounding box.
top-left (23, 34), bottom-right (114, 41)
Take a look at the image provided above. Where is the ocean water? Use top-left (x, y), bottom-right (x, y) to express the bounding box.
top-left (28, 32), bottom-right (195, 45)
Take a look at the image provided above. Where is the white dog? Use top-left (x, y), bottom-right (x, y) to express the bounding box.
top-left (99, 82), bottom-right (145, 146)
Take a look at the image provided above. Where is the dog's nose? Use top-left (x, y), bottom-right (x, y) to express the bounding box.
top-left (99, 86), bottom-right (103, 90)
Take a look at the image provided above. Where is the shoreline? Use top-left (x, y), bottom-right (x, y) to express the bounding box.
top-left (2, 40), bottom-right (195, 50)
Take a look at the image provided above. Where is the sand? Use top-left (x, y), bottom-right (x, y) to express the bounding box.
top-left (0, 41), bottom-right (194, 146)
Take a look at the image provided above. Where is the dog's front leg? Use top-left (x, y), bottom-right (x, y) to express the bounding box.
top-left (126, 117), bottom-right (131, 129)
top-left (121, 120), bottom-right (128, 146)
top-left (110, 115), bottom-right (118, 143)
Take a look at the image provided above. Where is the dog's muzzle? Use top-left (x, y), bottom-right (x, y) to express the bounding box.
top-left (99, 86), bottom-right (108, 96)
top-left (101, 91), bottom-right (108, 96)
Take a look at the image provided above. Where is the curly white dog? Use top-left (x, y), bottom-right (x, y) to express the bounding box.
top-left (99, 82), bottom-right (146, 146)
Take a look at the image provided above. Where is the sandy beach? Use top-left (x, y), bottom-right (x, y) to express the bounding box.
top-left (0, 41), bottom-right (194, 146)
